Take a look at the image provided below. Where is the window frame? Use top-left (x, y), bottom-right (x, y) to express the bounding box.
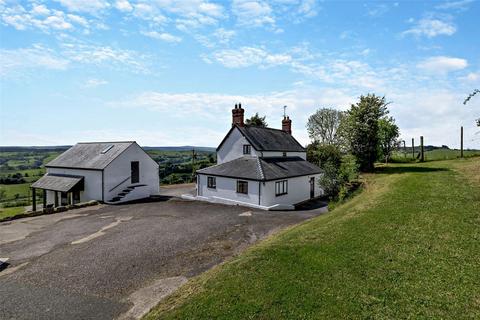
top-left (236, 180), bottom-right (248, 194)
top-left (282, 152), bottom-right (287, 157)
top-left (243, 144), bottom-right (251, 155)
top-left (207, 176), bottom-right (216, 189)
top-left (275, 180), bottom-right (288, 196)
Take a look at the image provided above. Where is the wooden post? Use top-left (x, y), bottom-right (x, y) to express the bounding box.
top-left (54, 191), bottom-right (59, 207)
top-left (403, 140), bottom-right (406, 158)
top-left (32, 188), bottom-right (36, 212)
top-left (460, 126), bottom-right (464, 158)
top-left (420, 136), bottom-right (424, 162)
top-left (412, 138), bottom-right (415, 159)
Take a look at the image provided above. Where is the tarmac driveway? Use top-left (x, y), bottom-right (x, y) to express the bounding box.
top-left (0, 196), bottom-right (326, 320)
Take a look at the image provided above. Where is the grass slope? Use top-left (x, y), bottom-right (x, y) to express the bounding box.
top-left (146, 158), bottom-right (480, 319)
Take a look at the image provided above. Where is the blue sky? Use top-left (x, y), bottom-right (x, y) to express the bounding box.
top-left (0, 0), bottom-right (479, 148)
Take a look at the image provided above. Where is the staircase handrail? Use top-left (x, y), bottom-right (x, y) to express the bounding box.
top-left (109, 176), bottom-right (131, 193)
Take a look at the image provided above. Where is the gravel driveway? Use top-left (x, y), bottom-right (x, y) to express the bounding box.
top-left (0, 196), bottom-right (326, 320)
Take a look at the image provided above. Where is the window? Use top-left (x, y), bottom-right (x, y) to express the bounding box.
top-left (275, 180), bottom-right (288, 196)
top-left (101, 144), bottom-right (114, 154)
top-left (207, 176), bottom-right (216, 189)
top-left (243, 144), bottom-right (251, 155)
top-left (282, 152), bottom-right (287, 157)
top-left (237, 180), bottom-right (248, 194)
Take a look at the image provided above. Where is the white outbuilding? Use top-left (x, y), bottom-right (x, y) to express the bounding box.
top-left (193, 104), bottom-right (324, 210)
top-left (31, 141), bottom-right (159, 209)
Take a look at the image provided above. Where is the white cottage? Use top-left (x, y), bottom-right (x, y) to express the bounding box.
top-left (195, 104), bottom-right (324, 210)
top-left (31, 141), bottom-right (159, 209)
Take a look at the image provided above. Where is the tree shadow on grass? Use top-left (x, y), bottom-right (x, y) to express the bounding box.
top-left (374, 166), bottom-right (449, 175)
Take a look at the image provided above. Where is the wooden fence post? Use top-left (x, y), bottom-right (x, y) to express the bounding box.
top-left (411, 138), bottom-right (415, 159)
top-left (420, 136), bottom-right (424, 162)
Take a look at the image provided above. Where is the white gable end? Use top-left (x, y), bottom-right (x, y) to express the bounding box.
top-left (217, 127), bottom-right (260, 164)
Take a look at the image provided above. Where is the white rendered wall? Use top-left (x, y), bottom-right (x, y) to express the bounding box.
top-left (103, 143), bottom-right (160, 202)
top-left (260, 174), bottom-right (323, 207)
top-left (46, 167), bottom-right (103, 203)
top-left (217, 128), bottom-right (260, 164)
top-left (197, 174), bottom-right (260, 206)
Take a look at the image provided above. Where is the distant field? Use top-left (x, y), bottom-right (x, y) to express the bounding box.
top-left (392, 148), bottom-right (480, 162)
top-left (146, 158), bottom-right (480, 319)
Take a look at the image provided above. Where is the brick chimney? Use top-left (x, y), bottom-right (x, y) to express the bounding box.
top-left (232, 103), bottom-right (245, 127)
top-left (282, 116), bottom-right (292, 134)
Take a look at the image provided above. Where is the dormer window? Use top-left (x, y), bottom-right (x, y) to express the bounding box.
top-left (243, 144), bottom-right (251, 155)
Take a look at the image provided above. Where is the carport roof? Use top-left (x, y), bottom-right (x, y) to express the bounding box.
top-left (197, 156), bottom-right (322, 181)
top-left (32, 174), bottom-right (84, 192)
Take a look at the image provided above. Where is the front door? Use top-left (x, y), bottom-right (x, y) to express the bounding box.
top-left (310, 177), bottom-right (315, 199)
top-left (131, 161), bottom-right (139, 184)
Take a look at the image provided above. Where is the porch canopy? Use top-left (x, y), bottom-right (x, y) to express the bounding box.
top-left (32, 173), bottom-right (84, 192)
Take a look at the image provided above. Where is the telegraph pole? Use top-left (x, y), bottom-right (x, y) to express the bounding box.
top-left (403, 140), bottom-right (406, 158)
top-left (460, 126), bottom-right (464, 158)
top-left (191, 148), bottom-right (196, 182)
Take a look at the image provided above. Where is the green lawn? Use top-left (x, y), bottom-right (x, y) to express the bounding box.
top-left (0, 183), bottom-right (32, 200)
top-left (145, 158), bottom-right (480, 319)
top-left (0, 206), bottom-right (25, 220)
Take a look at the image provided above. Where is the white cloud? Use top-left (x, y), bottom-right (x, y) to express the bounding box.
top-left (54, 0), bottom-right (110, 14)
top-left (417, 56), bottom-right (468, 74)
top-left (297, 0), bottom-right (318, 18)
top-left (461, 72), bottom-right (479, 82)
top-left (141, 31), bottom-right (182, 43)
top-left (436, 0), bottom-right (474, 10)
top-left (210, 47), bottom-right (292, 68)
top-left (0, 3), bottom-right (90, 32)
top-left (402, 17), bottom-right (456, 38)
top-left (115, 0), bottom-right (133, 12)
top-left (213, 28), bottom-right (235, 44)
top-left (232, 0), bottom-right (275, 27)
top-left (84, 78), bottom-right (108, 87)
top-left (0, 45), bottom-right (69, 76)
top-left (61, 43), bottom-right (149, 73)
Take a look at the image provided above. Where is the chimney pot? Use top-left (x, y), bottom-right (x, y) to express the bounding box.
top-left (232, 103), bottom-right (245, 127)
top-left (282, 115), bottom-right (292, 134)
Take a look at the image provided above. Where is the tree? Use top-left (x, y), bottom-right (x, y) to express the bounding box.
top-left (306, 108), bottom-right (344, 145)
top-left (378, 117), bottom-right (400, 164)
top-left (245, 113), bottom-right (268, 127)
top-left (340, 94), bottom-right (389, 172)
top-left (463, 89), bottom-right (479, 127)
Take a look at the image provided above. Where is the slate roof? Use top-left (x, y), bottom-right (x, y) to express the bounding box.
top-left (32, 174), bottom-right (84, 192)
top-left (46, 142), bottom-right (134, 170)
top-left (197, 156), bottom-right (322, 181)
top-left (218, 125), bottom-right (305, 152)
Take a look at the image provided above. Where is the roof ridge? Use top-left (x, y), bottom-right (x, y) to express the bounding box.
top-left (77, 141), bottom-right (135, 144)
top-left (256, 157), bottom-right (265, 180)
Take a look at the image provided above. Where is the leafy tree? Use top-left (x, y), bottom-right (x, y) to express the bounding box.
top-left (378, 117), bottom-right (400, 164)
top-left (245, 113), bottom-right (268, 127)
top-left (463, 89), bottom-right (479, 126)
top-left (306, 108), bottom-right (344, 145)
top-left (340, 94), bottom-right (389, 172)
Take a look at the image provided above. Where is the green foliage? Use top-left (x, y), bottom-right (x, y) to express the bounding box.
top-left (378, 117), bottom-right (400, 163)
top-left (340, 94), bottom-right (389, 172)
top-left (0, 189), bottom-right (6, 201)
top-left (306, 108), bottom-right (344, 145)
top-left (245, 112), bottom-right (268, 127)
top-left (463, 89), bottom-right (479, 126)
top-left (307, 143), bottom-right (358, 198)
